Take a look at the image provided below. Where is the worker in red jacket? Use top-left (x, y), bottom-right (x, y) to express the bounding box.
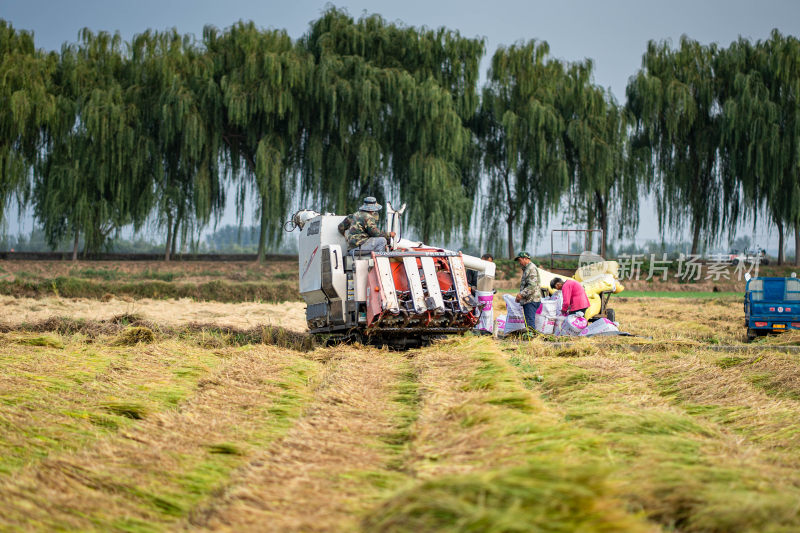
top-left (550, 277), bottom-right (589, 316)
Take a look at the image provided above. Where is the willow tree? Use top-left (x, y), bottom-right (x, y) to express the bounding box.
top-left (478, 40), bottom-right (568, 258)
top-left (203, 22), bottom-right (308, 262)
top-left (34, 29), bottom-right (152, 256)
top-left (763, 32), bottom-right (800, 265)
top-left (559, 62), bottom-right (637, 256)
top-left (627, 37), bottom-right (726, 255)
top-left (130, 30), bottom-right (224, 260)
top-left (0, 20), bottom-right (55, 224)
top-left (717, 33), bottom-right (800, 265)
top-left (298, 8), bottom-right (484, 243)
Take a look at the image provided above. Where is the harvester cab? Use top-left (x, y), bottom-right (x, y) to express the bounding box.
top-left (286, 204), bottom-right (495, 348)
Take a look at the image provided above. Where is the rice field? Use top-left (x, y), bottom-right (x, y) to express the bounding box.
top-left (1, 263), bottom-right (800, 532)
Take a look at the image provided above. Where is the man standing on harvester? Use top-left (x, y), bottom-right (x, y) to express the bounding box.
top-left (514, 252), bottom-right (541, 330)
top-left (338, 196), bottom-right (396, 252)
top-left (551, 277), bottom-right (589, 316)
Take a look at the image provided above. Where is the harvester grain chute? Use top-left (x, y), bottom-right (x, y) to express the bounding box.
top-left (285, 204), bottom-right (495, 348)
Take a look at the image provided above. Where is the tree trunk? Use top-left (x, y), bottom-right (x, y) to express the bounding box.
top-left (594, 191), bottom-right (608, 258)
top-left (585, 207), bottom-right (594, 253)
top-left (72, 231), bottom-right (79, 262)
top-left (690, 219), bottom-right (701, 256)
top-left (171, 211), bottom-right (181, 258)
top-left (502, 169), bottom-right (515, 259)
top-left (164, 210), bottom-right (173, 262)
top-left (794, 220), bottom-right (800, 266)
top-left (258, 192), bottom-right (268, 263)
top-left (777, 219), bottom-right (785, 265)
top-left (506, 216), bottom-right (514, 259)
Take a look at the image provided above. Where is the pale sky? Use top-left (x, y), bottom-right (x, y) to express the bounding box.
top-left (3, 0), bottom-right (800, 253)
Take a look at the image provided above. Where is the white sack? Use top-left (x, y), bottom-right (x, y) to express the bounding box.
top-left (502, 294), bottom-right (527, 333)
top-left (534, 313), bottom-right (555, 334)
top-left (474, 290), bottom-right (494, 332)
top-left (555, 313), bottom-right (588, 336)
top-left (579, 318), bottom-right (620, 336)
top-left (536, 294), bottom-right (563, 318)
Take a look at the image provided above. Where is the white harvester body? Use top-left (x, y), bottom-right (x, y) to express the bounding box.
top-left (289, 205), bottom-right (495, 347)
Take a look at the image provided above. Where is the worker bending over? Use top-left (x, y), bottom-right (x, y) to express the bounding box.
top-left (338, 197), bottom-right (395, 252)
top-left (550, 277), bottom-right (589, 316)
top-left (513, 251), bottom-right (541, 330)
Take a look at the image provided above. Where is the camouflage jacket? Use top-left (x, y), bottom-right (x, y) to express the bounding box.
top-left (519, 263), bottom-right (541, 304)
top-left (337, 214), bottom-right (355, 236)
top-left (345, 211), bottom-right (388, 248)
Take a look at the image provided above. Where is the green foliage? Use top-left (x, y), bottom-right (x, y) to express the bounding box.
top-left (0, 21), bottom-right (55, 224)
top-left (130, 29), bottom-right (224, 259)
top-left (718, 31), bottom-right (800, 263)
top-left (34, 29), bottom-right (153, 253)
top-left (2, 13), bottom-right (800, 259)
top-left (626, 37), bottom-right (729, 255)
top-left (478, 41), bottom-right (568, 257)
top-left (559, 64), bottom-right (637, 254)
top-left (203, 21), bottom-right (308, 261)
top-left (299, 8), bottom-right (484, 243)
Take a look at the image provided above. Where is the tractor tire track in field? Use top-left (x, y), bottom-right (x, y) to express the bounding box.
top-left (189, 347), bottom-right (416, 532)
top-left (365, 337), bottom-right (654, 532)
top-left (403, 338), bottom-right (520, 477)
top-left (0, 345), bottom-right (320, 531)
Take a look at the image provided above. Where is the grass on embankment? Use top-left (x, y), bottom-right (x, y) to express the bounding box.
top-left (0, 314), bottom-right (314, 351)
top-left (0, 277), bottom-right (300, 303)
top-left (0, 260), bottom-right (298, 284)
top-left (618, 290), bottom-right (741, 299)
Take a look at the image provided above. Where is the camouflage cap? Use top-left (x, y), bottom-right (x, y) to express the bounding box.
top-left (359, 196), bottom-right (382, 212)
top-left (513, 251), bottom-right (531, 261)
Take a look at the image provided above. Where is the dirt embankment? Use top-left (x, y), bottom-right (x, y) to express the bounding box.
top-left (0, 296), bottom-right (309, 332)
top-left (0, 260), bottom-right (298, 283)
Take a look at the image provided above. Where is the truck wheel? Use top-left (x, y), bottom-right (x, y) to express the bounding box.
top-left (746, 328), bottom-right (757, 342)
top-left (606, 308), bottom-right (615, 323)
top-left (732, 259), bottom-right (739, 265)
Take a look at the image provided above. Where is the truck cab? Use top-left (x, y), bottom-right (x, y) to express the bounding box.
top-left (744, 277), bottom-right (800, 340)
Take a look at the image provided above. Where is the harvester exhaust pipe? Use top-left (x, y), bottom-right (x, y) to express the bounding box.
top-left (386, 202), bottom-right (406, 249)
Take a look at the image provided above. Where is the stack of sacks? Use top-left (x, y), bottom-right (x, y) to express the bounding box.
top-left (534, 261), bottom-right (625, 320)
top-left (534, 294), bottom-right (562, 334)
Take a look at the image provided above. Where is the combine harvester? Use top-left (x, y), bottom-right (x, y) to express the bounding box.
top-left (286, 204), bottom-right (495, 348)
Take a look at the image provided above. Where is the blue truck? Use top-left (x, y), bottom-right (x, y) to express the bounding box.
top-left (744, 276), bottom-right (800, 341)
